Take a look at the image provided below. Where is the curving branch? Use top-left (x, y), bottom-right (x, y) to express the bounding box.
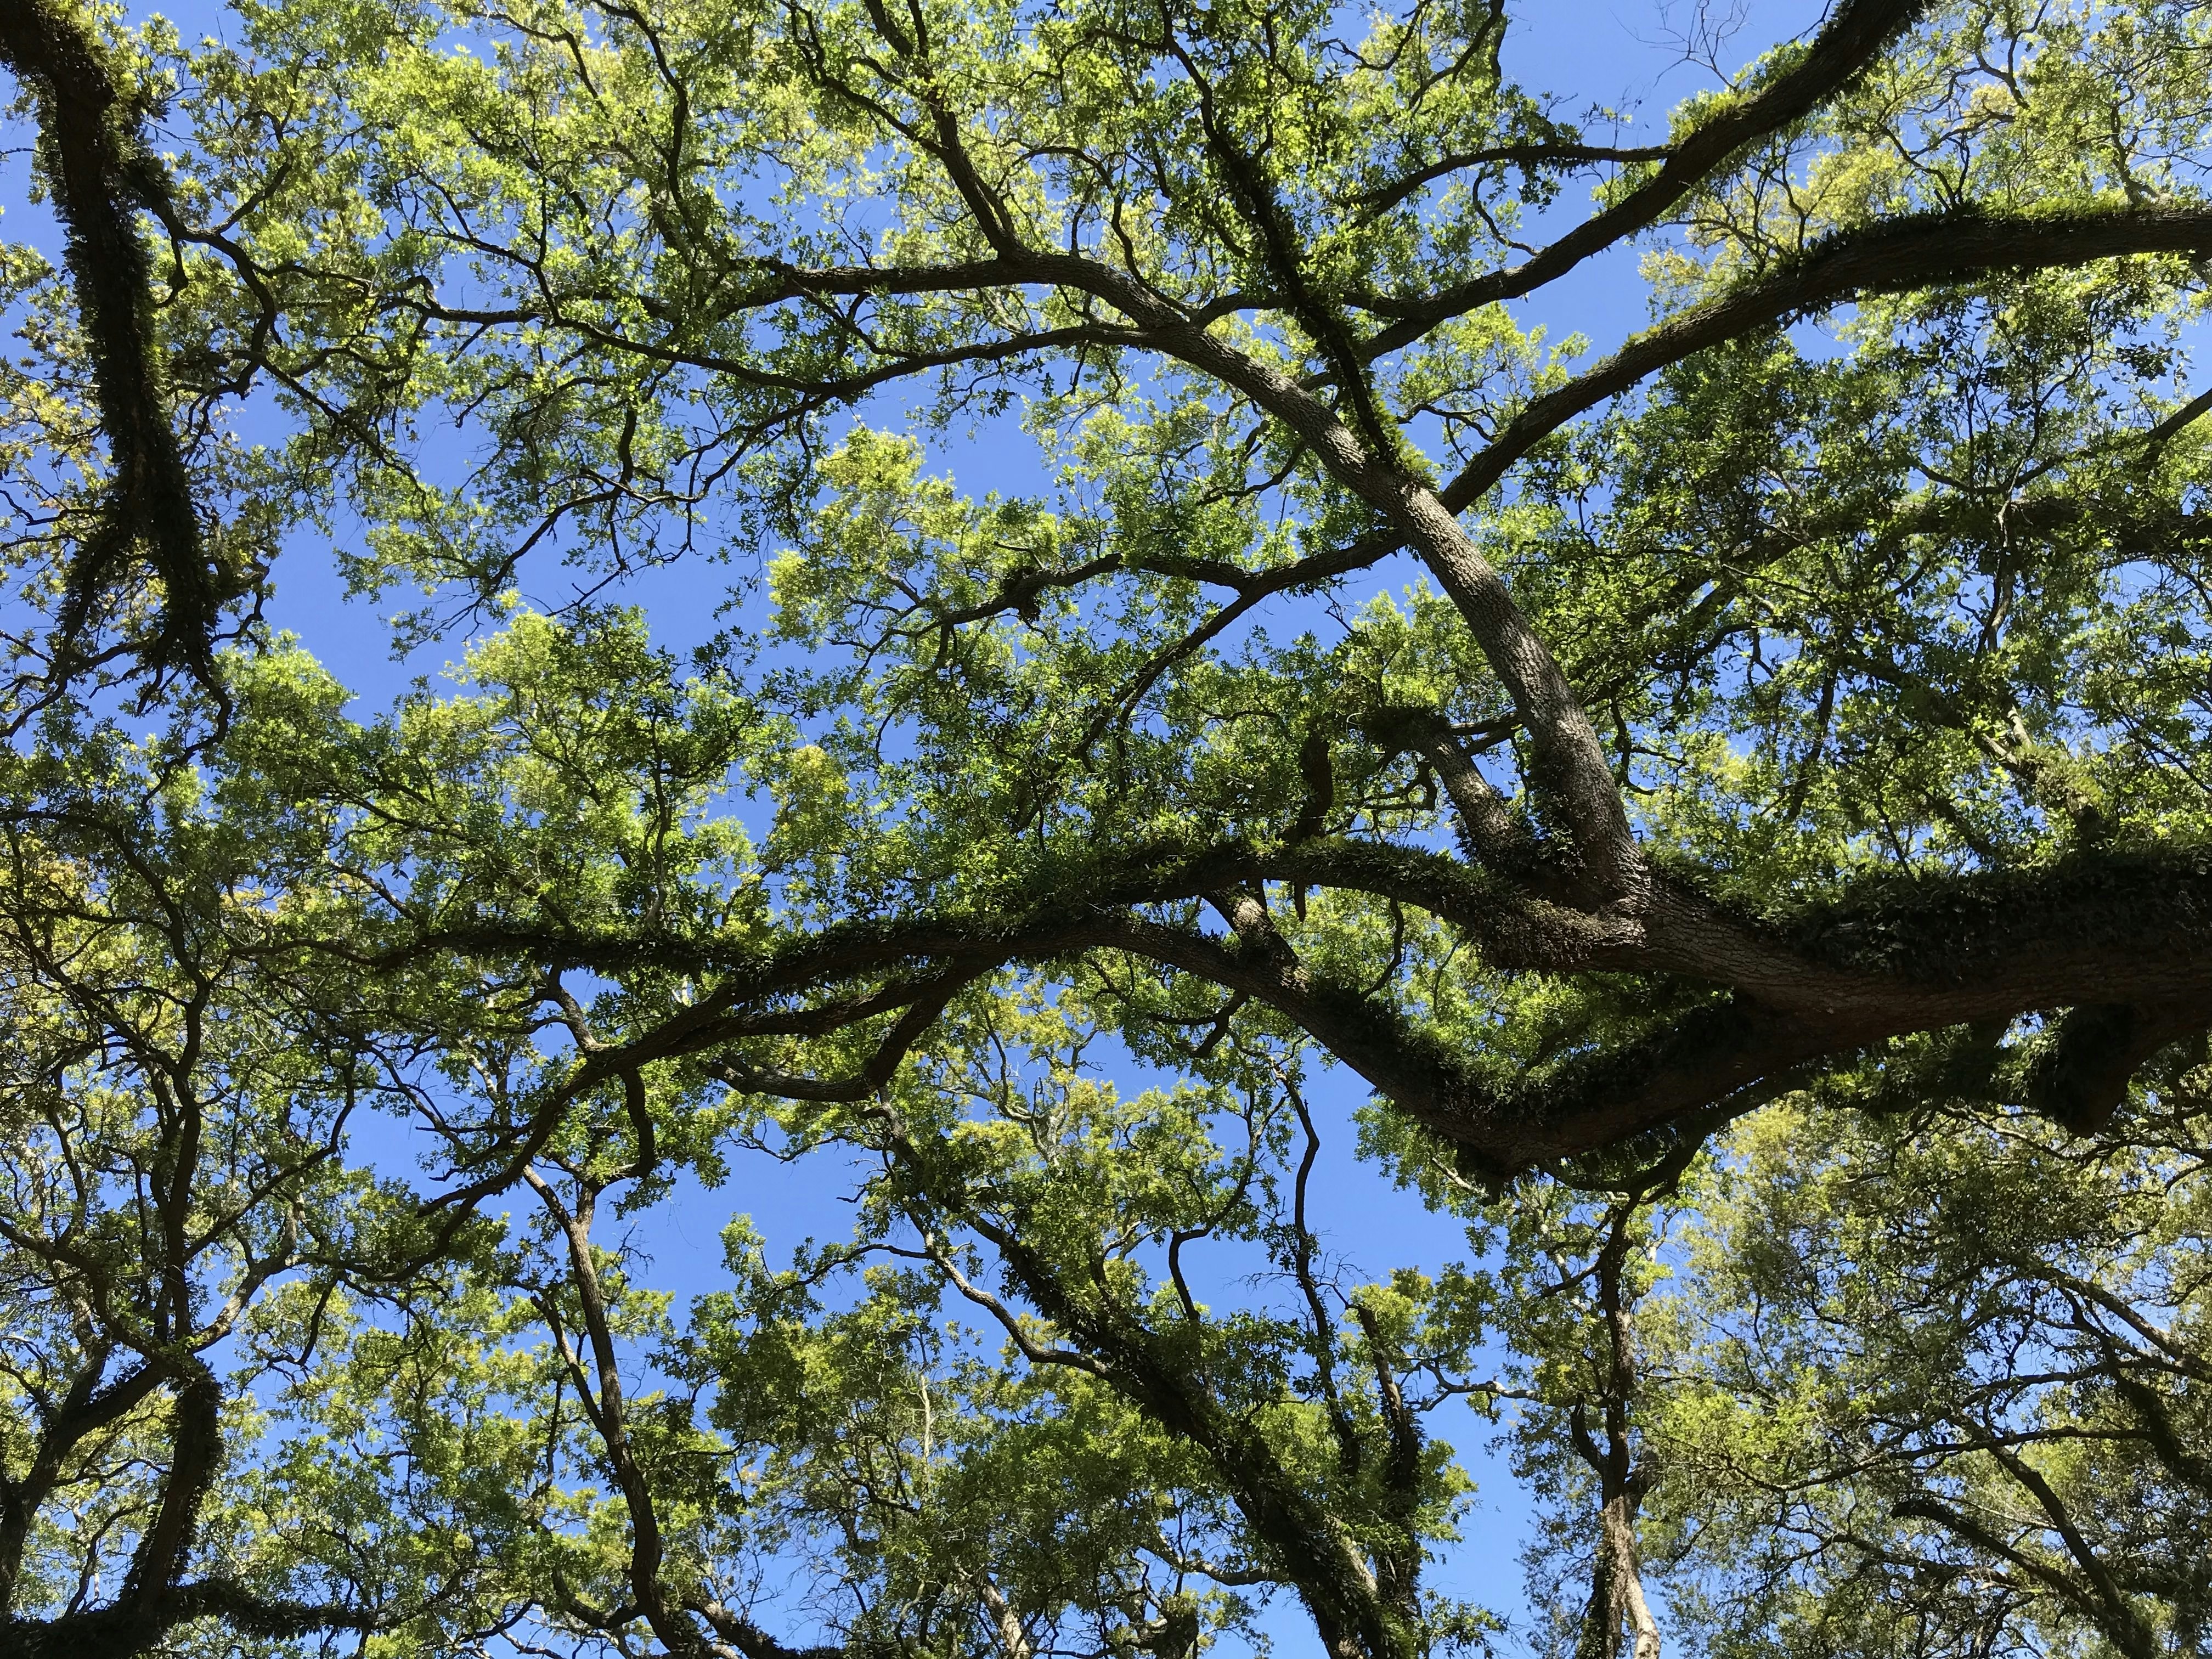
top-left (0, 0), bottom-right (231, 691)
top-left (1890, 1491), bottom-right (2154, 1659)
top-left (1350, 141), bottom-right (1673, 220)
top-left (1440, 202), bottom-right (2212, 513)
top-left (883, 1118), bottom-right (1424, 1659)
top-left (1358, 0), bottom-right (1937, 356)
top-left (0, 1581), bottom-right (388, 1658)
top-left (360, 834), bottom-right (2212, 1179)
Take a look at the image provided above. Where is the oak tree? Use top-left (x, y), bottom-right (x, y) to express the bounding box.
top-left (4, 0), bottom-right (2212, 1654)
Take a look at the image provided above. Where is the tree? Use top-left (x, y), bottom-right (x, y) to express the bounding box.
top-left (1655, 1079), bottom-right (2212, 1659)
top-left (4, 0), bottom-right (2212, 1653)
top-left (1416, 1070), bottom-right (2212, 1659)
top-left (13, 0), bottom-right (2212, 1163)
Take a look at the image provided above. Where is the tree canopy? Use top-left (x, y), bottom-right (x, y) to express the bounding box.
top-left (3, 0), bottom-right (2212, 1654)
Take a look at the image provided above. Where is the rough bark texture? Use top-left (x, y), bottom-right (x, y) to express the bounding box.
top-left (0, 0), bottom-right (229, 688)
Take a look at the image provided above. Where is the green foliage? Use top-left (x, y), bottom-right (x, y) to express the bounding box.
top-left (5, 0), bottom-right (2212, 1655)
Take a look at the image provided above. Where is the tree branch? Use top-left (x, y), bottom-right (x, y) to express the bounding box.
top-left (1441, 203), bottom-right (2212, 514)
top-left (1360, 0), bottom-right (1935, 356)
top-left (0, 0), bottom-right (229, 690)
